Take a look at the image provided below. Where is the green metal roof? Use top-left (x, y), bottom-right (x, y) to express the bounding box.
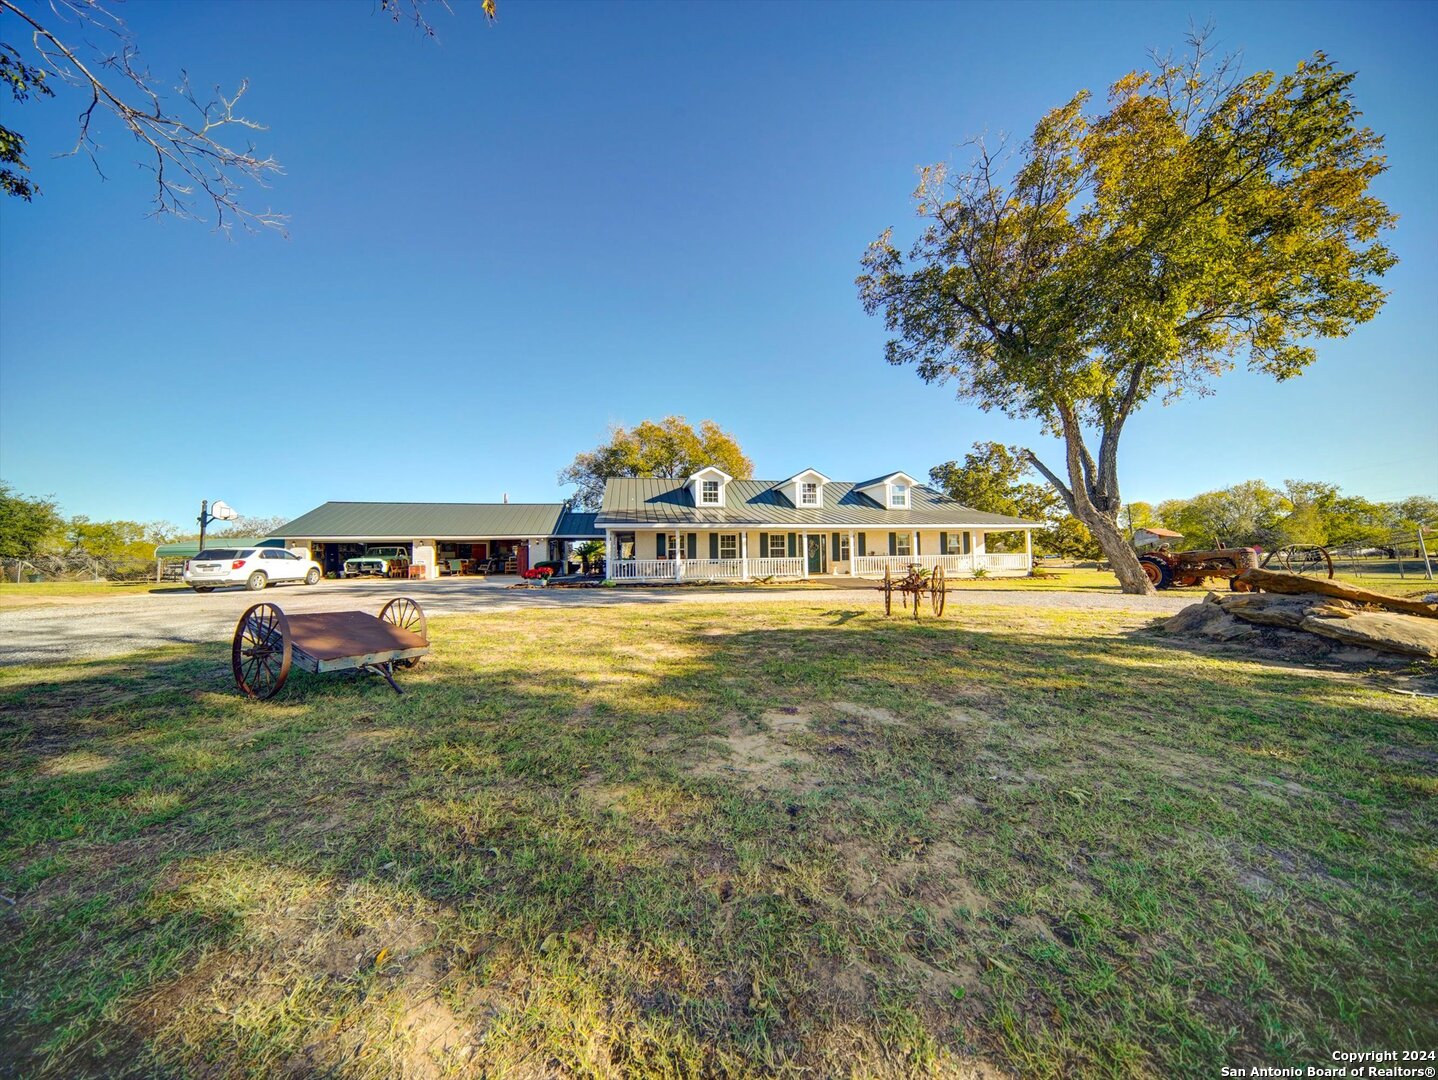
top-left (270, 502), bottom-right (601, 540)
top-left (596, 478), bottom-right (1040, 529)
top-left (154, 537), bottom-right (283, 558)
top-left (554, 509), bottom-right (600, 536)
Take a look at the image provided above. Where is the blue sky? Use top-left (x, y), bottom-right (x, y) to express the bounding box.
top-left (1, 0), bottom-right (1434, 526)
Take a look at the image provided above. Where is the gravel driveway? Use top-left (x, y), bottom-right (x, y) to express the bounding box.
top-left (0, 577), bottom-right (1192, 666)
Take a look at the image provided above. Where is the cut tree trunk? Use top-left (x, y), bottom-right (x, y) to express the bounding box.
top-left (1236, 568), bottom-right (1437, 619)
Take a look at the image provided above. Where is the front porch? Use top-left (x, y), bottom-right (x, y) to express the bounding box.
top-left (603, 527), bottom-right (1032, 583)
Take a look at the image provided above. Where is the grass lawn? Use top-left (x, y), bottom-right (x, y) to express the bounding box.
top-left (2, 602), bottom-right (1434, 1077)
top-left (0, 581), bottom-right (188, 608)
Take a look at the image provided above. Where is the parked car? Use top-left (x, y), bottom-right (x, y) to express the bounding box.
top-left (184, 548), bottom-right (323, 592)
top-left (342, 546), bottom-right (411, 578)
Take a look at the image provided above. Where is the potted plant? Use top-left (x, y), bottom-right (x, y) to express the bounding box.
top-left (521, 566), bottom-right (555, 587)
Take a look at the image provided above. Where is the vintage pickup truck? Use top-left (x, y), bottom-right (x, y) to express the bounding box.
top-left (342, 546), bottom-right (412, 578)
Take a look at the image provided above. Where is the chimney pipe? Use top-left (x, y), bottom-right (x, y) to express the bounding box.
top-left (503, 492), bottom-right (509, 504)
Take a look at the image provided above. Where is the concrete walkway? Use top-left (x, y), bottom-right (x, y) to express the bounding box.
top-left (0, 576), bottom-right (1191, 666)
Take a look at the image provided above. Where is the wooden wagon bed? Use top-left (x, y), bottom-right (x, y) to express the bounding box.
top-left (232, 598), bottom-right (430, 699)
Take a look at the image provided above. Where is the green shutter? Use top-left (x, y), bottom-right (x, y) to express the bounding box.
top-left (857, 533), bottom-right (866, 556)
top-left (787, 533), bottom-right (797, 557)
top-left (656, 533), bottom-right (667, 558)
top-left (915, 532), bottom-right (921, 556)
top-left (888, 532), bottom-right (896, 555)
top-left (964, 531), bottom-right (972, 555)
top-left (687, 534), bottom-right (697, 559)
top-left (710, 534), bottom-right (719, 559)
top-left (831, 532), bottom-right (840, 560)
top-left (940, 531), bottom-right (948, 555)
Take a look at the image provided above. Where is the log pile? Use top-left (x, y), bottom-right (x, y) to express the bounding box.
top-left (1159, 571), bottom-right (1438, 660)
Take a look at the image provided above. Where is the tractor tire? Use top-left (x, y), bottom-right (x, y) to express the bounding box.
top-left (1139, 556), bottom-right (1173, 590)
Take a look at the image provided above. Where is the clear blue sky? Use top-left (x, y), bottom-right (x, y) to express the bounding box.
top-left (1, 0), bottom-right (1434, 527)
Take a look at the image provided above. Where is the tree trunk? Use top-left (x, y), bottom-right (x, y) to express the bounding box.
top-left (1074, 503), bottom-right (1154, 595)
top-left (1026, 412), bottom-right (1155, 596)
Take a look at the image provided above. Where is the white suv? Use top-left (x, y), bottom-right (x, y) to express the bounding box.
top-left (184, 547), bottom-right (323, 593)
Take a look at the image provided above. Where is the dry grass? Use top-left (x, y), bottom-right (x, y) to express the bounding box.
top-left (1, 601), bottom-right (1435, 1078)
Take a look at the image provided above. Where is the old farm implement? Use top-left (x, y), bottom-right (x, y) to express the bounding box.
top-left (231, 597), bottom-right (430, 699)
top-left (880, 564), bottom-right (947, 619)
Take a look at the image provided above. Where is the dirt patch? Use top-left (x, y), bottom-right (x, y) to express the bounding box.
top-left (832, 702), bottom-right (908, 728)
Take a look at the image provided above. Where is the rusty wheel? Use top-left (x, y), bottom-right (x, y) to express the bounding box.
top-left (931, 566), bottom-right (946, 617)
top-left (882, 566), bottom-right (893, 616)
top-left (233, 603), bottom-right (292, 699)
top-left (379, 597), bottom-right (427, 667)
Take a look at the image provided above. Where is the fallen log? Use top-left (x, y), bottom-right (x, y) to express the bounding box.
top-left (1235, 568), bottom-right (1438, 619)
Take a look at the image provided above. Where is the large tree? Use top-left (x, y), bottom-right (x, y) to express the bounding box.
top-left (0, 481), bottom-right (62, 559)
top-left (858, 34), bottom-right (1396, 593)
top-left (560, 417), bottom-right (753, 510)
top-left (928, 441), bottom-right (1060, 522)
top-left (0, 0), bottom-right (491, 231)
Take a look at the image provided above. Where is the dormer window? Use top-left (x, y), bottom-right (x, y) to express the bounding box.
top-left (800, 482), bottom-right (818, 506)
top-left (890, 483), bottom-right (909, 508)
top-left (687, 466), bottom-right (731, 508)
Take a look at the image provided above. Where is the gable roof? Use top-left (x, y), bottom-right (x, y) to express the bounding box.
top-left (782, 467), bottom-right (832, 485)
top-left (596, 478), bottom-right (1040, 528)
top-left (853, 471), bottom-right (918, 490)
top-left (271, 501), bottom-right (601, 540)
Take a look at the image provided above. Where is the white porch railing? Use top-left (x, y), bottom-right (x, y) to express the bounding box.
top-left (747, 557), bottom-right (804, 579)
top-left (850, 553), bottom-right (1028, 577)
top-left (607, 557), bottom-right (805, 581)
top-left (982, 553), bottom-right (1030, 571)
top-left (609, 559), bottom-right (671, 580)
top-left (676, 558), bottom-right (747, 580)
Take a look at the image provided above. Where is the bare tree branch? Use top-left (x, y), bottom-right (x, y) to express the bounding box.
top-left (1, 0), bottom-right (287, 234)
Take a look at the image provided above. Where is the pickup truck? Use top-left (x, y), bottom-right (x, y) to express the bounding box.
top-left (342, 547), bottom-right (411, 578)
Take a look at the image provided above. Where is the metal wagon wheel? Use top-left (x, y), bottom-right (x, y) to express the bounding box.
top-left (930, 565), bottom-right (946, 617)
top-left (1263, 544), bottom-right (1335, 579)
top-left (379, 597), bottom-right (428, 667)
top-left (233, 603), bottom-right (292, 699)
top-left (882, 566), bottom-right (893, 616)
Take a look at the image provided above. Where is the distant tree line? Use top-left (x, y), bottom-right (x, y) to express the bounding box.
top-left (1126, 482), bottom-right (1435, 553)
top-left (925, 447), bottom-right (1435, 559)
top-left (0, 482), bottom-right (286, 580)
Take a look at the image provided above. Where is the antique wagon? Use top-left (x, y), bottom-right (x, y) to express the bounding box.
top-left (231, 597), bottom-right (429, 699)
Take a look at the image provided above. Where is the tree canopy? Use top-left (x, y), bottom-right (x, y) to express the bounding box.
top-left (0, 481), bottom-right (62, 558)
top-left (928, 442), bottom-right (1100, 559)
top-left (559, 417), bottom-right (754, 510)
top-left (859, 33), bottom-right (1396, 592)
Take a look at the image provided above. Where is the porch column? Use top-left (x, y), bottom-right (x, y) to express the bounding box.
top-left (1025, 529), bottom-right (1033, 571)
top-left (674, 529), bottom-right (682, 582)
top-left (605, 530), bottom-right (614, 580)
top-left (741, 531), bottom-right (749, 579)
top-left (801, 531), bottom-right (809, 578)
top-left (911, 531), bottom-right (918, 563)
top-left (848, 531), bottom-right (857, 575)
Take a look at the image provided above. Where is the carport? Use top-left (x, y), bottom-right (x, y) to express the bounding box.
top-left (269, 501), bottom-right (602, 580)
top-left (152, 536), bottom-right (285, 582)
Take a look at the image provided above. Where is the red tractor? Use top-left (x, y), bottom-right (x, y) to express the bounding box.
top-left (1137, 545), bottom-right (1260, 590)
top-left (1132, 529), bottom-right (1260, 590)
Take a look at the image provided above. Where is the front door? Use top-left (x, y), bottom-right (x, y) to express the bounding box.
top-left (806, 535), bottom-right (824, 575)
